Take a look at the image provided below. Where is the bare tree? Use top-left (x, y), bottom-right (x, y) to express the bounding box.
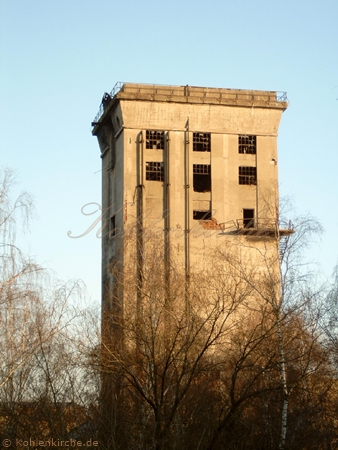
top-left (99, 230), bottom-right (258, 449)
top-left (209, 210), bottom-right (327, 450)
top-left (95, 208), bottom-right (338, 450)
top-left (0, 169), bottom-right (98, 444)
top-left (3, 169), bottom-right (334, 449)
top-left (324, 264), bottom-right (338, 354)
top-left (0, 167), bottom-right (43, 391)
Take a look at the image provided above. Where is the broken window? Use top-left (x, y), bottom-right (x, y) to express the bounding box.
top-left (193, 164), bottom-right (211, 192)
top-left (193, 210), bottom-right (212, 220)
top-left (146, 130), bottom-right (165, 149)
top-left (239, 166), bottom-right (257, 185)
top-left (146, 161), bottom-right (164, 181)
top-left (239, 135), bottom-right (256, 154)
top-left (243, 209), bottom-right (255, 228)
top-left (193, 132), bottom-right (211, 152)
top-left (110, 216), bottom-right (116, 238)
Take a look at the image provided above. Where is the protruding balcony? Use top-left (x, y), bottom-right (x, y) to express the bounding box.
top-left (235, 218), bottom-right (294, 237)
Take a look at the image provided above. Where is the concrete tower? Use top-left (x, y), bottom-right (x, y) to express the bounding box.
top-left (92, 83), bottom-right (291, 446)
top-left (92, 83), bottom-right (289, 301)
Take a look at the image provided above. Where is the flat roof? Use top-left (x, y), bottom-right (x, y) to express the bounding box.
top-left (92, 82), bottom-right (288, 132)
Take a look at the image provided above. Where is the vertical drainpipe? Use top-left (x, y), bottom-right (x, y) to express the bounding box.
top-left (164, 132), bottom-right (170, 302)
top-left (136, 132), bottom-right (144, 319)
top-left (184, 120), bottom-right (190, 291)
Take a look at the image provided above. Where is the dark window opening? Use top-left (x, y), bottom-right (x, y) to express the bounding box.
top-left (98, 126), bottom-right (110, 153)
top-left (146, 130), bottom-right (165, 149)
top-left (243, 209), bottom-right (255, 228)
top-left (239, 166), bottom-right (257, 185)
top-left (110, 216), bottom-right (116, 238)
top-left (110, 147), bottom-right (116, 170)
top-left (239, 135), bottom-right (256, 154)
top-left (193, 164), bottom-right (211, 192)
top-left (193, 132), bottom-right (211, 152)
top-left (193, 210), bottom-right (212, 220)
top-left (146, 161), bottom-right (164, 181)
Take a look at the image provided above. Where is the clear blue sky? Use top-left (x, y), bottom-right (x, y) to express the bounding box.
top-left (1, 0), bottom-right (337, 302)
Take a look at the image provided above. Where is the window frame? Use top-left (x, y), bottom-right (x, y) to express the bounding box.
top-left (193, 132), bottom-right (211, 152)
top-left (238, 135), bottom-right (256, 155)
top-left (146, 161), bottom-right (164, 181)
top-left (193, 210), bottom-right (212, 220)
top-left (239, 166), bottom-right (257, 185)
top-left (193, 164), bottom-right (211, 192)
top-left (243, 209), bottom-right (255, 228)
top-left (146, 130), bottom-right (165, 150)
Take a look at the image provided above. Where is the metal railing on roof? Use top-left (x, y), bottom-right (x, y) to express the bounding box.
top-left (276, 92), bottom-right (288, 102)
top-left (92, 82), bottom-right (124, 126)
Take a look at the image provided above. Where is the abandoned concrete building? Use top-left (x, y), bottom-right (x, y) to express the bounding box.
top-left (92, 82), bottom-right (292, 447)
top-left (91, 82), bottom-right (291, 321)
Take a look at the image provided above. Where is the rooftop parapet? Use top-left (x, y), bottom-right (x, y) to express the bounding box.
top-left (91, 82), bottom-right (288, 131)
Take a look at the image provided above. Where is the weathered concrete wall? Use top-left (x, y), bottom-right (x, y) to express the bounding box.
top-left (94, 83), bottom-right (287, 307)
top-left (120, 100), bottom-right (283, 136)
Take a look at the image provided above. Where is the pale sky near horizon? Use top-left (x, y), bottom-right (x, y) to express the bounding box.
top-left (1, 0), bottom-right (337, 304)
